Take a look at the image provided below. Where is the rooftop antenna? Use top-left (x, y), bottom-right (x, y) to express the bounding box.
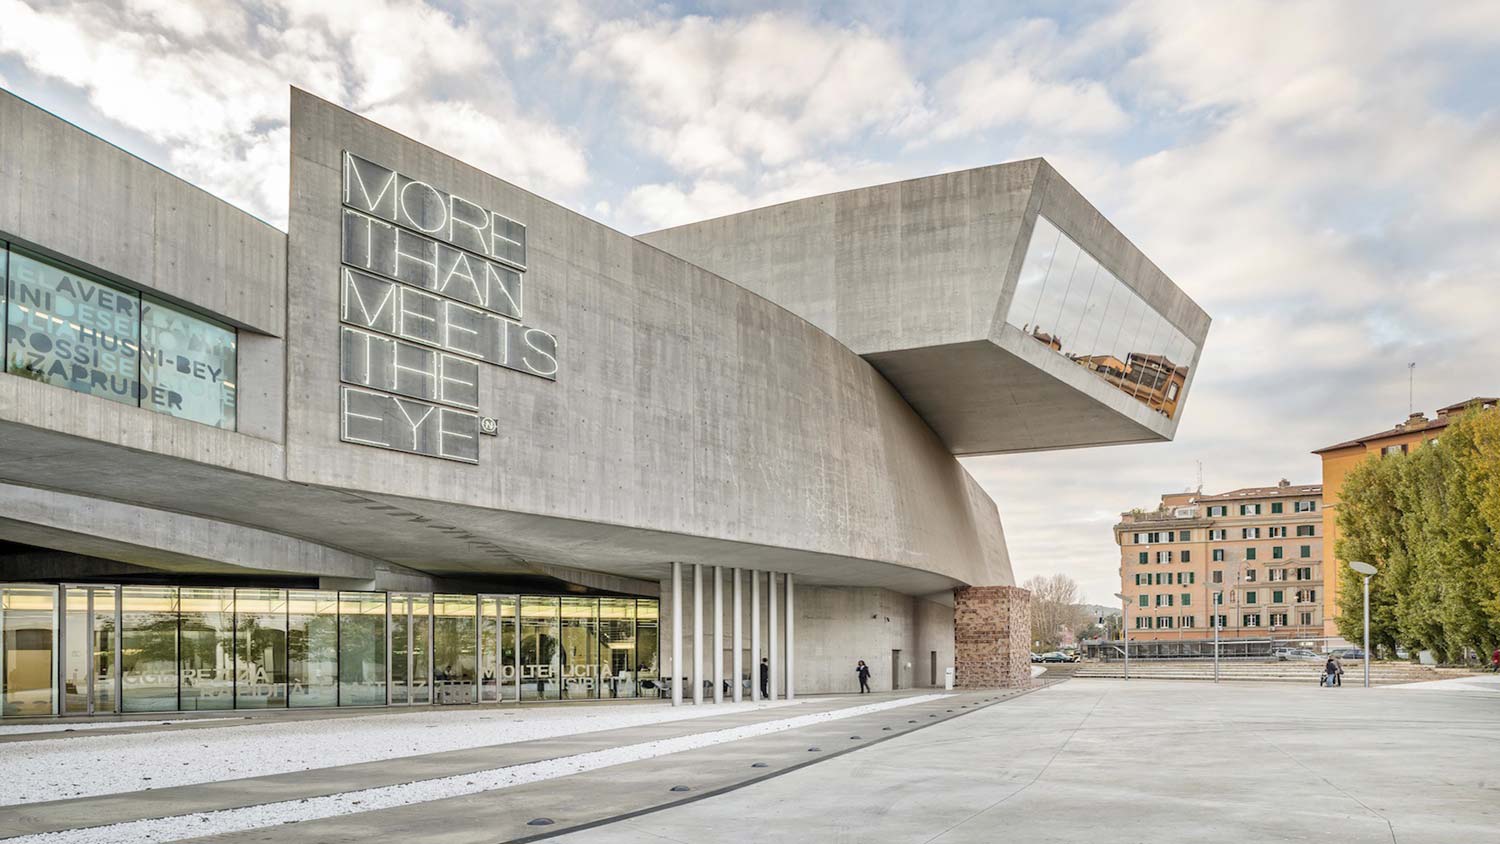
top-left (1408, 362), bottom-right (1416, 416)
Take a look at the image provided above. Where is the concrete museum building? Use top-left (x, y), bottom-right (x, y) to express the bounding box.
top-left (0, 88), bottom-right (1208, 718)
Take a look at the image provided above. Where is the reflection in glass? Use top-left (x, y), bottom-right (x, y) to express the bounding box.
top-left (122, 586), bottom-right (178, 712)
top-left (520, 596), bottom-right (559, 701)
top-left (433, 595), bottom-right (476, 704)
top-left (179, 588), bottom-right (235, 710)
top-left (140, 298), bottom-right (237, 429)
top-left (339, 592), bottom-right (386, 706)
top-left (560, 597), bottom-right (597, 700)
top-left (1005, 214), bottom-right (1195, 418)
top-left (93, 590), bottom-right (118, 714)
top-left (235, 589), bottom-right (286, 708)
top-left (2, 585), bottom-right (57, 716)
top-left (5, 249), bottom-right (140, 405)
top-left (390, 594), bottom-right (410, 705)
top-left (411, 595), bottom-right (431, 705)
top-left (500, 596), bottom-right (518, 701)
top-left (288, 590), bottom-right (338, 707)
top-left (636, 600), bottom-right (659, 698)
top-left (598, 598), bottom-right (636, 699)
top-left (480, 597), bottom-right (499, 703)
top-left (64, 587), bottom-right (92, 714)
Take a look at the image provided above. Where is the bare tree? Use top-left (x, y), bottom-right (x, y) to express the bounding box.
top-left (1023, 573), bottom-right (1089, 651)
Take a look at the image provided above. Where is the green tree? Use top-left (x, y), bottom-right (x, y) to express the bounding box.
top-left (1334, 409), bottom-right (1500, 662)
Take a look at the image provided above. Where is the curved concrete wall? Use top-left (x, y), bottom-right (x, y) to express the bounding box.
top-left (285, 90), bottom-right (1011, 592)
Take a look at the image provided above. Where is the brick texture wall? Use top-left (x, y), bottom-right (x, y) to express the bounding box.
top-left (953, 585), bottom-right (1033, 688)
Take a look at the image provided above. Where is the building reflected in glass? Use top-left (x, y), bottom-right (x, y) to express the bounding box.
top-left (1008, 216), bottom-right (1197, 418)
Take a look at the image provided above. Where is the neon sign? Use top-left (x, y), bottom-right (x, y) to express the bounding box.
top-left (337, 152), bottom-right (558, 463)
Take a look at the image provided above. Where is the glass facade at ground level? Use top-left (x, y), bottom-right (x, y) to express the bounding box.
top-left (0, 583), bottom-right (659, 717)
top-left (1006, 216), bottom-right (1197, 419)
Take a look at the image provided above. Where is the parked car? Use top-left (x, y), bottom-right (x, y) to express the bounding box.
top-left (1030, 652), bottom-right (1043, 663)
top-left (1329, 648), bottom-right (1366, 660)
top-left (1274, 648), bottom-right (1320, 661)
top-left (1040, 651), bottom-right (1076, 663)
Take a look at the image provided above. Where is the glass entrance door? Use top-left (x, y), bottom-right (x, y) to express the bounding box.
top-left (388, 594), bottom-right (431, 705)
top-left (62, 586), bottom-right (120, 715)
top-left (433, 595), bottom-right (476, 704)
top-left (479, 595), bottom-right (519, 703)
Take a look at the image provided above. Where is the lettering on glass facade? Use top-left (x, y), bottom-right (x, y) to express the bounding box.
top-left (337, 152), bottom-right (559, 463)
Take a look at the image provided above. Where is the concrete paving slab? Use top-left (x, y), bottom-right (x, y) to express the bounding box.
top-left (548, 679), bottom-right (1500, 844)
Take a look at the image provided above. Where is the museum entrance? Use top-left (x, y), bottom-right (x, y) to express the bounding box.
top-left (62, 585), bottom-right (121, 716)
top-left (389, 593), bottom-right (520, 706)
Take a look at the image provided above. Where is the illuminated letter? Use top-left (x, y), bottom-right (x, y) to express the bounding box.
top-left (344, 153), bottom-right (398, 219)
top-left (521, 328), bottom-right (558, 378)
top-left (448, 193), bottom-right (492, 256)
top-left (399, 179), bottom-right (448, 234)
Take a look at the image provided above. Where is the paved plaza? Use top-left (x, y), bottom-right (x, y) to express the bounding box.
top-left (0, 677), bottom-right (1495, 843)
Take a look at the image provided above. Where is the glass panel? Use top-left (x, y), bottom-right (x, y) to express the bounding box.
top-left (560, 597), bottom-right (597, 700)
top-left (520, 596), bottom-right (559, 701)
top-left (92, 588), bottom-right (118, 714)
top-left (122, 586), bottom-right (178, 712)
top-left (1, 244), bottom-right (7, 353)
top-left (390, 595), bottom-right (410, 705)
top-left (500, 597), bottom-right (518, 701)
top-left (63, 587), bottom-right (90, 714)
top-left (6, 249), bottom-right (140, 406)
top-left (1053, 249), bottom-right (1099, 357)
top-left (1004, 215), bottom-right (1197, 418)
top-left (2, 585), bottom-right (56, 716)
top-left (140, 298), bottom-right (237, 429)
top-left (179, 587), bottom-right (235, 711)
top-left (288, 590), bottom-right (338, 707)
top-left (235, 589), bottom-right (287, 709)
top-left (636, 600), bottom-right (659, 699)
top-left (411, 595), bottom-right (431, 705)
top-left (1006, 217), bottom-right (1061, 331)
top-left (339, 592), bottom-right (386, 706)
top-left (433, 594), bottom-right (476, 704)
top-left (480, 597), bottom-right (499, 702)
top-left (598, 598), bottom-right (635, 700)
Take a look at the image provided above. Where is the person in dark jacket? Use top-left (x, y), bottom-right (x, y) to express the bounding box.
top-left (856, 660), bottom-right (872, 693)
top-left (1323, 657), bottom-right (1339, 687)
top-left (759, 657), bottom-right (770, 699)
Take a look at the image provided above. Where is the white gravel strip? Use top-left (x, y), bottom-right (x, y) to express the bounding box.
top-left (8, 694), bottom-right (950, 844)
top-left (0, 717), bottom-right (245, 736)
top-left (0, 700), bottom-right (800, 805)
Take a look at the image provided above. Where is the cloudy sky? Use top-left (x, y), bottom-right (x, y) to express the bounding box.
top-left (3, 0), bottom-right (1498, 604)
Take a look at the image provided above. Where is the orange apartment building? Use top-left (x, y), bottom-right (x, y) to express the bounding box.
top-left (1114, 480), bottom-right (1324, 642)
top-left (1312, 397), bottom-right (1498, 639)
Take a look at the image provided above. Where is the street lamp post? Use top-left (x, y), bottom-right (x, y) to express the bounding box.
top-left (1350, 561), bottom-right (1378, 688)
top-left (1114, 591), bottom-right (1129, 681)
top-left (1213, 593), bottom-right (1221, 683)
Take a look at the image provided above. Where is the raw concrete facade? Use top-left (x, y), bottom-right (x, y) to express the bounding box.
top-left (0, 85), bottom-right (1204, 710)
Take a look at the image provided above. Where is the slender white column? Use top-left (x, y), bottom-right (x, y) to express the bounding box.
top-left (671, 562), bottom-right (683, 707)
top-left (712, 566), bottom-right (724, 704)
top-left (750, 569), bottom-right (761, 701)
top-left (732, 567), bottom-right (743, 703)
top-left (693, 563), bottom-right (704, 705)
top-left (768, 571), bottom-right (779, 700)
top-left (786, 573), bottom-right (795, 701)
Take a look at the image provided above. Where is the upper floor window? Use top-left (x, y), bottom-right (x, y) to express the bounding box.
top-left (1294, 500), bottom-right (1317, 513)
top-left (1296, 525), bottom-right (1316, 537)
top-left (1242, 527), bottom-right (1261, 539)
top-left (1240, 503), bottom-right (1262, 516)
top-left (1209, 528), bottom-right (1227, 541)
top-left (1382, 444), bottom-right (1407, 457)
top-left (1208, 505), bottom-right (1227, 517)
top-left (1271, 502), bottom-right (1283, 514)
top-left (3, 245), bottom-right (236, 430)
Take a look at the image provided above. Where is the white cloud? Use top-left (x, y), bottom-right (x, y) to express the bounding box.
top-left (571, 13), bottom-right (926, 177)
top-left (0, 0), bottom-right (587, 227)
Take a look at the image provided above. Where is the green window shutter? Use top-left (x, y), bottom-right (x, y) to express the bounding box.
top-left (1139, 595), bottom-right (1148, 608)
top-left (1182, 593), bottom-right (1191, 606)
top-left (1271, 502), bottom-right (1283, 514)
top-left (1274, 590), bottom-right (1283, 603)
top-left (1301, 545), bottom-right (1311, 558)
top-left (1273, 546), bottom-right (1283, 559)
top-left (1182, 550), bottom-right (1191, 562)
top-left (1246, 548), bottom-right (1256, 560)
top-left (1139, 551), bottom-right (1148, 564)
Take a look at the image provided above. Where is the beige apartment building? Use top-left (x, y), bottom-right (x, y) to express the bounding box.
top-left (1114, 480), bottom-right (1324, 642)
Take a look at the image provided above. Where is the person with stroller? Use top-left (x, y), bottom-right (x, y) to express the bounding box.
top-left (1322, 656), bottom-right (1340, 687)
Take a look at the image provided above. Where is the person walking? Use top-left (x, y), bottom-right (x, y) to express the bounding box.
top-left (1323, 656), bottom-right (1339, 688)
top-left (1332, 654), bottom-right (1345, 687)
top-left (856, 660), bottom-right (872, 694)
top-left (759, 657), bottom-right (770, 699)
